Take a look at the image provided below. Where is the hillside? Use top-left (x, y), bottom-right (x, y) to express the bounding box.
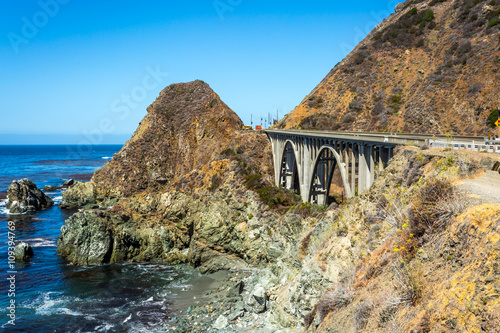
top-left (279, 0), bottom-right (500, 135)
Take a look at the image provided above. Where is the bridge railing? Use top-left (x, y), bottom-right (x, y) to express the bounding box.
top-left (429, 140), bottom-right (500, 153)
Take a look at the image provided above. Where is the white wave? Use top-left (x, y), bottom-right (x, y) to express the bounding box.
top-left (52, 196), bottom-right (63, 205)
top-left (123, 314), bottom-right (132, 323)
top-left (101, 156), bottom-right (113, 160)
top-left (24, 237), bottom-right (57, 248)
top-left (26, 292), bottom-right (83, 317)
top-left (0, 200), bottom-right (9, 215)
top-left (95, 323), bottom-right (115, 332)
top-left (59, 308), bottom-right (83, 316)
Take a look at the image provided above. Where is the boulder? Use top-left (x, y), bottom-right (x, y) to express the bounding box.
top-left (213, 315), bottom-right (229, 330)
top-left (245, 284), bottom-right (267, 313)
top-left (43, 185), bottom-right (60, 192)
top-left (226, 281), bottom-right (245, 298)
top-left (395, 2), bottom-right (405, 12)
top-left (59, 181), bottom-right (96, 209)
top-left (6, 179), bottom-right (53, 214)
top-left (62, 179), bottom-right (75, 187)
top-left (14, 242), bottom-right (34, 260)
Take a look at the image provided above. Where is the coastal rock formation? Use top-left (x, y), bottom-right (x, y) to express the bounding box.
top-left (279, 0), bottom-right (500, 135)
top-left (6, 179), bottom-right (53, 214)
top-left (58, 80), bottom-right (278, 271)
top-left (14, 242), bottom-right (34, 260)
top-left (92, 80), bottom-right (244, 196)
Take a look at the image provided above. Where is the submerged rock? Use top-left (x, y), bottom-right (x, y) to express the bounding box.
top-left (14, 242), bottom-right (34, 260)
top-left (6, 179), bottom-right (53, 214)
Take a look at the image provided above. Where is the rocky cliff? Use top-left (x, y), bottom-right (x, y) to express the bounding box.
top-left (279, 0), bottom-right (500, 135)
top-left (57, 80), bottom-right (284, 271)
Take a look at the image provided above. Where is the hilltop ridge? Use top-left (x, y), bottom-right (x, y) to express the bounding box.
top-left (279, 0), bottom-right (500, 135)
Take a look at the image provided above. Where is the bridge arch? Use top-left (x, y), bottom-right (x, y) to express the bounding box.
top-left (279, 140), bottom-right (301, 194)
top-left (308, 145), bottom-right (353, 205)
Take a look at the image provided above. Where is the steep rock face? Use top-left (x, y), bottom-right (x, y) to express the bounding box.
top-left (58, 81), bottom-right (279, 271)
top-left (91, 80), bottom-right (243, 197)
top-left (280, 0), bottom-right (500, 135)
top-left (6, 179), bottom-right (53, 214)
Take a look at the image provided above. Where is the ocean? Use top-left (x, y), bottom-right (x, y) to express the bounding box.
top-left (0, 145), bottom-right (201, 332)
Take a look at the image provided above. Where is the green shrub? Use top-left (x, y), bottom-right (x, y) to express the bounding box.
top-left (244, 174), bottom-right (263, 190)
top-left (220, 148), bottom-right (236, 156)
top-left (389, 94), bottom-right (402, 113)
top-left (488, 17), bottom-right (500, 28)
top-left (209, 98), bottom-right (217, 108)
top-left (420, 10), bottom-right (434, 27)
top-left (244, 173), bottom-right (300, 210)
top-left (487, 109), bottom-right (499, 128)
top-left (209, 175), bottom-right (222, 191)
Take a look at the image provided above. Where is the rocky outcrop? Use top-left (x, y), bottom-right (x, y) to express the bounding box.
top-left (58, 81), bottom-right (278, 271)
top-left (6, 179), bottom-right (53, 214)
top-left (59, 181), bottom-right (120, 209)
top-left (91, 80), bottom-right (244, 197)
top-left (14, 242), bottom-right (34, 260)
top-left (57, 179), bottom-right (282, 269)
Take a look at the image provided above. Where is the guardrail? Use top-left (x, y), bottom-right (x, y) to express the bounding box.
top-left (266, 129), bottom-right (500, 154)
top-left (430, 140), bottom-right (500, 154)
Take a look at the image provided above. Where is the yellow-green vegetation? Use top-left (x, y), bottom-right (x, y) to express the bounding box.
top-left (243, 173), bottom-right (300, 210)
top-left (299, 147), bottom-right (497, 332)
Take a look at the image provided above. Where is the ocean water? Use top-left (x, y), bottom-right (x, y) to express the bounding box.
top-left (0, 145), bottom-right (197, 332)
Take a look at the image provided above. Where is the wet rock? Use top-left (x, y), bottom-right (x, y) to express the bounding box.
top-left (6, 179), bottom-right (53, 214)
top-left (245, 284), bottom-right (267, 313)
top-left (43, 185), bottom-right (60, 191)
top-left (57, 209), bottom-right (190, 265)
top-left (213, 315), bottom-right (228, 330)
top-left (57, 210), bottom-right (114, 265)
top-left (14, 242), bottom-right (34, 260)
top-left (62, 179), bottom-right (75, 187)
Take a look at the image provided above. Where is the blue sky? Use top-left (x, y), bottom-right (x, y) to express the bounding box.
top-left (0, 0), bottom-right (399, 144)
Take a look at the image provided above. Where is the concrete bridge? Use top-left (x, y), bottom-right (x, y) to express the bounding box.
top-left (265, 129), bottom-right (451, 205)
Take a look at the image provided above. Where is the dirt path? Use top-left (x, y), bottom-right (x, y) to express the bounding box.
top-left (458, 170), bottom-right (500, 205)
